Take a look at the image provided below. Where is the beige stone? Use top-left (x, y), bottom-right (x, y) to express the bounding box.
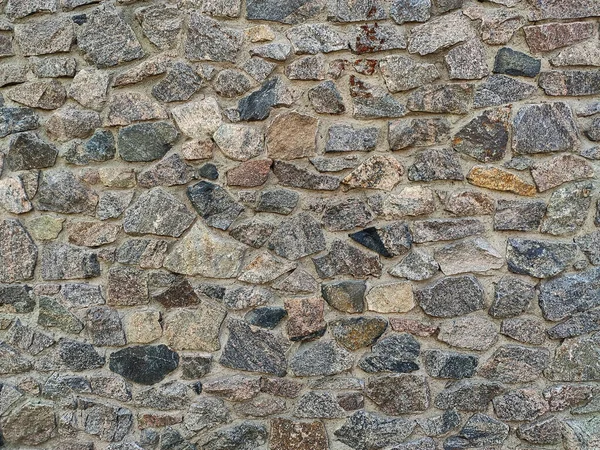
top-left (163, 300), bottom-right (227, 351)
top-left (98, 168), bottom-right (136, 188)
top-left (172, 97), bottom-right (222, 139)
top-left (531, 154), bottom-right (594, 192)
top-left (366, 282), bottom-right (415, 313)
top-left (124, 310), bottom-right (163, 344)
top-left (182, 139), bottom-right (214, 160)
top-left (245, 25), bottom-right (275, 42)
top-left (343, 155), bottom-right (405, 191)
top-left (0, 177), bottom-right (32, 214)
top-left (267, 111), bottom-right (318, 160)
top-left (67, 221), bottom-right (121, 247)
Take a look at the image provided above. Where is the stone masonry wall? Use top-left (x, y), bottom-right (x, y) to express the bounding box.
top-left (0, 0), bottom-right (600, 449)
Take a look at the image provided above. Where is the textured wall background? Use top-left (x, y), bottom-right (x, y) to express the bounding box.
top-left (0, 0), bottom-right (600, 449)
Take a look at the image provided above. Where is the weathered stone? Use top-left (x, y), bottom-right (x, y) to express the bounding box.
top-left (493, 388), bottom-right (549, 421)
top-left (408, 148), bottom-right (463, 182)
top-left (349, 76), bottom-right (407, 119)
top-left (389, 118), bottom-right (450, 152)
top-left (438, 316), bottom-right (498, 351)
top-left (321, 280), bottom-right (366, 313)
top-left (349, 221), bottom-right (411, 258)
top-left (14, 17), bottom-right (73, 56)
top-left (330, 317), bottom-right (386, 351)
top-left (273, 267), bottom-right (318, 294)
top-left (32, 56), bottom-right (77, 78)
top-left (251, 42), bottom-right (292, 61)
top-left (107, 266), bottom-right (148, 306)
top-left (203, 375), bottom-right (260, 402)
top-left (163, 302), bottom-right (226, 351)
top-left (246, 0), bottom-right (324, 24)
top-left (524, 22), bottom-right (595, 54)
top-left (408, 12), bottom-right (474, 55)
top-left (500, 316), bottom-right (546, 345)
top-left (443, 39), bottom-right (489, 80)
top-left (308, 80), bottom-right (345, 114)
top-left (67, 221), bottom-right (120, 248)
top-left (445, 413), bottom-right (509, 449)
top-left (562, 416), bottom-right (600, 449)
top-left (65, 130), bottom-right (116, 166)
top-left (389, 249), bottom-right (439, 281)
top-left (539, 70), bottom-right (600, 97)
top-left (187, 181), bottom-right (244, 230)
top-left (545, 333), bottom-right (600, 381)
top-left (479, 345), bottom-right (550, 383)
top-left (0, 401), bottom-right (56, 446)
top-left (260, 377), bottom-right (302, 398)
top-left (183, 397), bottom-right (229, 434)
top-left (229, 219), bottom-right (275, 248)
top-left (109, 345), bottom-right (178, 385)
top-left (58, 339), bottom-right (105, 371)
top-left (4, 132), bottom-right (57, 172)
top-left (98, 168), bottom-right (136, 189)
top-left (313, 240), bottom-right (382, 278)
top-left (223, 285), bottom-right (273, 309)
top-left (464, 6), bottom-right (525, 45)
top-left (517, 416), bottom-right (562, 445)
top-left (135, 5), bottom-right (182, 49)
top-left (46, 107), bottom-right (102, 142)
top-left (61, 283), bottom-right (104, 308)
top-left (77, 5), bottom-right (143, 67)
top-left (256, 188), bottom-right (298, 214)
top-left (245, 306), bottom-right (287, 329)
top-left (416, 275), bottom-right (485, 318)
top-left (335, 410), bottom-right (415, 450)
top-left (436, 238), bottom-right (503, 276)
top-left (106, 93), bottom-right (167, 127)
top-left (138, 154), bottom-right (194, 188)
top-left (0, 107), bottom-right (39, 138)
top-left (152, 279), bottom-right (200, 308)
top-left (6, 80), bottom-right (66, 110)
top-left (182, 139), bottom-right (214, 161)
top-left (474, 74), bottom-right (537, 108)
top-left (407, 83), bottom-right (473, 114)
top-left (172, 97), bottom-right (222, 138)
top-left (379, 187), bottom-right (436, 220)
top-left (423, 349), bottom-right (478, 379)
top-left (68, 69), bottom-right (110, 111)
top-left (0, 285), bottom-right (35, 314)
top-left (213, 69), bottom-right (253, 97)
top-left (152, 62), bottom-right (203, 103)
top-left (366, 282), bottom-right (414, 313)
top-left (0, 342), bottom-right (32, 374)
top-left (268, 213), bottom-right (325, 260)
top-left (543, 384), bottom-right (596, 412)
top-left (327, 0), bottom-right (386, 22)
top-left (37, 296), bottom-right (83, 334)
top-left (84, 307), bottom-right (124, 346)
top-left (285, 297), bottom-right (326, 341)
top-left (359, 333), bottom-right (420, 374)
top-left (285, 55), bottom-right (326, 80)
top-left (343, 155), bottom-right (404, 191)
top-left (418, 409), bottom-right (461, 437)
top-left (271, 418), bottom-right (328, 450)
top-left (96, 191), bottom-right (134, 221)
top-left (506, 238), bottom-right (577, 278)
top-left (294, 391), bottom-right (345, 418)
top-left (541, 181), bottom-right (592, 235)
top-left (443, 191), bottom-right (495, 216)
top-left (350, 23), bottom-right (406, 54)
top-left (390, 0), bottom-right (430, 24)
top-left (239, 252), bottom-right (296, 284)
top-left (41, 243), bottom-right (99, 281)
top-left (185, 12), bottom-right (243, 62)
top-left (235, 77), bottom-right (296, 121)
top-left (35, 170), bottom-right (98, 216)
top-left (123, 310), bottom-right (162, 344)
top-left (552, 41), bottom-right (600, 67)
top-left (245, 24), bottom-right (275, 42)
top-left (220, 319), bottom-right (287, 376)
top-left (0, 64), bottom-right (28, 89)
top-left (290, 339), bottom-right (353, 377)
top-left (243, 57), bottom-right (277, 82)
top-left (199, 421), bottom-right (268, 450)
top-left (267, 112), bottom-right (318, 160)
top-left (467, 166), bottom-right (536, 196)
top-left (325, 125), bottom-right (377, 153)
top-left (366, 374), bottom-right (430, 414)
top-left (453, 107), bottom-right (510, 163)
top-left (410, 218), bottom-right (484, 243)
top-left (435, 380), bottom-right (504, 411)
top-left (493, 199), bottom-right (546, 232)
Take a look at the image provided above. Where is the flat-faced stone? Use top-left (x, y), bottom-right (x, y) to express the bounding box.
top-left (109, 345), bottom-right (178, 385)
top-left (438, 316), bottom-right (498, 351)
top-left (41, 243), bottom-right (99, 281)
top-left (552, 41), bottom-right (600, 67)
top-left (335, 410), bottom-right (415, 450)
top-left (418, 409), bottom-right (461, 438)
top-left (489, 276), bottom-right (535, 318)
top-left (270, 418), bottom-right (328, 450)
top-left (187, 181), bottom-right (244, 230)
top-left (213, 69), bottom-right (253, 97)
top-left (123, 310), bottom-right (162, 344)
top-left (250, 42), bottom-right (292, 61)
top-left (539, 70), bottom-right (600, 96)
top-left (138, 154), bottom-right (194, 188)
top-left (308, 80), bottom-right (345, 114)
top-left (163, 301), bottom-right (226, 351)
top-left (541, 181), bottom-right (592, 235)
top-left (445, 413), bottom-right (509, 449)
top-left (562, 417), bottom-right (600, 450)
top-left (389, 249), bottom-right (439, 281)
top-left (220, 319), bottom-right (287, 376)
top-left (389, 118), bottom-right (450, 150)
top-left (407, 83), bottom-right (473, 114)
top-left (330, 317), bottom-right (387, 351)
top-left (479, 345), bottom-right (550, 383)
top-left (200, 421), bottom-right (268, 450)
top-left (106, 93), bottom-right (167, 126)
top-left (243, 57), bottom-right (277, 82)
top-left (366, 282), bottom-right (414, 313)
top-left (183, 398), bottom-right (230, 435)
top-left (327, 0), bottom-right (386, 22)
top-left (4, 132), bottom-right (57, 172)
top-left (350, 23), bottom-right (406, 54)
top-left (67, 221), bottom-right (120, 248)
top-left (546, 333), bottom-right (600, 381)
top-left (436, 237), bottom-right (503, 276)
top-left (325, 124), bottom-right (377, 153)
top-left (35, 170), bottom-right (97, 216)
top-left (107, 266), bottom-right (148, 306)
top-left (185, 12), bottom-right (242, 62)
top-left (68, 69), bottom-right (110, 111)
top-left (124, 188), bottom-right (194, 237)
top-left (65, 130), bottom-right (116, 166)
top-left (366, 374), bottom-right (430, 414)
top-left (444, 39), bottom-right (489, 80)
top-left (467, 166), bottom-right (536, 196)
top-left (390, 0), bottom-right (431, 23)
top-left (408, 148), bottom-right (463, 182)
top-left (507, 238), bottom-right (577, 278)
top-left (575, 230), bottom-right (600, 266)
top-left (493, 388), bottom-right (549, 422)
top-left (38, 296), bottom-right (83, 334)
top-left (245, 306), bottom-right (287, 330)
top-left (474, 74), bottom-right (537, 108)
top-left (410, 218), bottom-right (484, 243)
top-left (294, 391), bottom-right (346, 418)
top-left (45, 107), bottom-right (102, 142)
top-left (408, 11), bottom-right (474, 55)
top-left (0, 285), bottom-right (35, 314)
top-left (349, 75), bottom-right (407, 119)
top-left (359, 333), bottom-right (420, 374)
top-left (235, 77), bottom-right (296, 121)
top-left (268, 213), bottom-right (325, 260)
top-left (0, 401), bottom-right (56, 446)
top-left (58, 338), bottom-right (105, 371)
top-left (136, 4), bottom-right (183, 50)
top-left (267, 112), bottom-right (318, 160)
top-left (229, 218), bottom-right (275, 249)
top-left (285, 55), bottom-right (327, 80)
top-left (524, 22), bottom-right (595, 53)
top-left (321, 280), bottom-right (366, 313)
top-left (453, 107), bottom-right (510, 162)
top-left (285, 297), bottom-right (326, 341)
top-left (435, 380), bottom-right (504, 411)
top-left (227, 160), bottom-right (272, 188)
top-left (246, 0), bottom-right (325, 24)
top-left (6, 80), bottom-right (66, 110)
top-left (343, 155), bottom-right (404, 191)
top-left (313, 240), bottom-right (382, 278)
top-left (494, 199), bottom-right (546, 231)
top-left (203, 375), bottom-right (261, 402)
top-left (254, 189), bottom-right (298, 215)
top-left (380, 186), bottom-right (437, 219)
top-left (223, 286), bottom-right (273, 310)
top-left (349, 221), bottom-right (411, 258)
top-left (416, 275), bottom-right (485, 318)
top-left (423, 349), bottom-right (478, 379)
top-left (290, 339), bottom-right (353, 377)
top-left (443, 191), bottom-right (495, 216)
top-left (0, 107), bottom-right (39, 138)
top-left (273, 267), bottom-right (318, 294)
top-left (61, 283), bottom-right (104, 308)
top-left (14, 16), bottom-right (73, 56)
top-left (172, 97), bottom-right (222, 139)
top-left (152, 279), bottom-right (199, 308)
top-left (501, 316), bottom-right (546, 344)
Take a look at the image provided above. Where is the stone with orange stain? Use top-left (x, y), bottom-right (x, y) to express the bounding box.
top-left (467, 166), bottom-right (536, 196)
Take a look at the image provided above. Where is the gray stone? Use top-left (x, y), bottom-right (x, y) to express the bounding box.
top-left (321, 198), bottom-right (373, 231)
top-left (479, 345), bottom-right (550, 383)
top-left (220, 319), bottom-right (287, 376)
top-left (5, 0), bottom-right (57, 19)
top-left (390, 0), bottom-right (430, 23)
top-left (243, 57), bottom-right (277, 82)
top-left (335, 410), bottom-right (415, 450)
top-left (246, 0), bottom-right (325, 24)
top-left (135, 380), bottom-right (190, 410)
top-left (313, 239), bottom-right (383, 278)
top-left (294, 391), bottom-right (346, 418)
top-left (109, 345), bottom-right (179, 385)
top-left (250, 42), bottom-right (292, 61)
top-left (445, 413), bottom-right (509, 449)
top-left (349, 222), bottom-right (411, 258)
top-left (539, 70), bottom-right (600, 97)
top-left (366, 374), bottom-right (430, 414)
top-left (59, 339), bottom-right (105, 371)
top-left (423, 350), bottom-right (478, 379)
top-left (229, 219), bottom-right (275, 248)
top-left (380, 55), bottom-right (439, 93)
top-left (68, 69), bottom-right (110, 111)
top-left (185, 12), bottom-right (243, 63)
top-left (437, 316), bottom-right (498, 351)
top-left (453, 107), bottom-right (510, 163)
top-left (575, 230), bottom-right (600, 266)
top-left (359, 333), bottom-right (420, 374)
top-left (342, 155), bottom-right (403, 191)
top-left (542, 181), bottom-right (592, 235)
top-left (327, 0), bottom-right (386, 22)
top-left (75, 398), bottom-right (132, 441)
top-left (517, 416), bottom-right (562, 445)
top-left (0, 64), bottom-right (28, 88)
top-left (493, 388), bottom-right (549, 421)
top-left (408, 148), bottom-right (463, 182)
top-left (235, 77), bottom-right (296, 121)
top-left (350, 23), bottom-right (406, 54)
top-left (410, 218), bottom-right (484, 243)
top-left (107, 266), bottom-right (148, 307)
top-left (184, 397), bottom-right (229, 432)
top-left (408, 12), bottom-right (475, 55)
top-left (152, 62), bottom-right (203, 102)
top-left (350, 75), bottom-right (407, 119)
top-left (256, 189), bottom-right (299, 215)
top-left (35, 170), bottom-right (98, 215)
top-left (445, 39), bottom-right (489, 80)
top-left (388, 118), bottom-right (450, 150)
top-left (187, 181), bottom-right (244, 230)
top-left (310, 156), bottom-right (360, 172)
top-left (0, 219), bottom-right (37, 284)
top-left (65, 130), bottom-right (116, 165)
top-left (213, 69), bottom-right (253, 97)
top-left (507, 238), bottom-right (577, 279)
top-left (415, 275), bottom-right (485, 317)
top-left (284, 55), bottom-right (326, 80)
top-left (435, 380), bottom-right (504, 411)
top-left (290, 339), bottom-right (353, 377)
top-left (268, 213), bottom-right (326, 260)
top-left (200, 421), bottom-right (268, 450)
top-left (46, 107), bottom-right (101, 143)
top-left (41, 243), bottom-right (100, 281)
top-left (493, 47), bottom-right (541, 78)
top-left (77, 5), bottom-right (144, 67)
top-left (494, 199), bottom-right (546, 231)
top-left (14, 16), bottom-right (73, 56)
top-left (61, 283), bottom-right (105, 308)
top-left (546, 333), bottom-right (600, 382)
top-left (389, 249), bottom-right (439, 281)
top-left (418, 409), bottom-right (461, 437)
top-left (138, 154), bottom-right (194, 188)
top-left (407, 83), bottom-right (473, 114)
top-left (118, 121), bottom-right (178, 161)
top-left (321, 280), bottom-right (366, 313)
top-left (136, 4), bottom-right (183, 50)
top-left (0, 285), bottom-right (35, 314)
top-left (97, 191), bottom-right (134, 221)
top-left (552, 40), bottom-right (600, 67)
top-left (38, 296), bottom-right (84, 334)
top-left (325, 125), bottom-right (377, 153)
top-left (124, 188), bottom-right (194, 237)
top-left (86, 306), bottom-right (126, 346)
top-left (474, 74), bottom-right (537, 108)
top-left (31, 56), bottom-right (77, 78)
top-left (435, 237), bottom-right (503, 276)
top-left (0, 107), bottom-right (39, 138)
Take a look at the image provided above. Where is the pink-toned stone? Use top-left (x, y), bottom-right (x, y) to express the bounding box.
top-left (524, 22), bottom-right (595, 53)
top-left (531, 154), bottom-right (594, 192)
top-left (226, 159), bottom-right (272, 187)
top-left (389, 318), bottom-right (438, 337)
top-left (284, 297), bottom-right (326, 341)
top-left (182, 139), bottom-right (214, 160)
top-left (267, 111), bottom-right (318, 160)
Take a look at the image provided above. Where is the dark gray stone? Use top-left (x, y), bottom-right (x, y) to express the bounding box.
top-left (65, 130), bottom-right (116, 165)
top-left (408, 148), bottom-right (463, 182)
top-left (134, 380), bottom-right (189, 410)
top-left (41, 243), bottom-right (100, 280)
top-left (290, 339), bottom-right (353, 377)
top-left (334, 410), bottom-right (416, 450)
top-left (187, 181), bottom-right (244, 230)
top-left (4, 132), bottom-right (58, 171)
top-left (109, 345), bottom-right (179, 385)
top-left (181, 355), bottom-right (212, 379)
top-left (506, 238), bottom-right (578, 279)
top-left (268, 212), bottom-right (326, 260)
top-left (256, 189), bottom-right (299, 215)
top-left (0, 285), bottom-right (35, 313)
top-left (479, 345), bottom-right (550, 383)
top-left (349, 222), bottom-right (411, 257)
top-left (321, 280), bottom-right (366, 313)
top-left (547, 308), bottom-right (600, 339)
top-left (220, 319), bottom-right (287, 376)
top-left (184, 12), bottom-right (243, 63)
top-left (313, 240), bottom-right (383, 278)
top-left (415, 275), bottom-right (485, 317)
top-left (0, 107), bottom-right (39, 138)
top-left (118, 122), bottom-right (179, 162)
top-left (97, 191), bottom-right (134, 221)
top-left (541, 181), bottom-right (592, 235)
top-left (494, 199), bottom-right (546, 231)
top-left (245, 306), bottom-right (287, 329)
top-left (474, 74), bottom-right (537, 108)
top-left (294, 391), bottom-right (346, 418)
top-left (423, 350), bottom-right (478, 379)
top-left (435, 380), bottom-right (504, 411)
top-left (152, 62), bottom-right (203, 102)
top-left (452, 107), bottom-right (510, 163)
top-left (322, 198), bottom-right (373, 232)
top-left (14, 16), bottom-right (73, 56)
top-left (418, 409), bottom-right (461, 437)
top-left (246, 0), bottom-right (324, 24)
top-left (517, 416), bottom-right (563, 445)
top-left (77, 4), bottom-right (144, 67)
top-left (201, 421), bottom-right (268, 450)
top-left (236, 77), bottom-right (293, 121)
top-left (85, 306), bottom-right (125, 346)
top-left (493, 388), bottom-right (549, 421)
top-left (59, 338), bottom-right (105, 371)
top-left (359, 333), bottom-right (420, 374)
top-left (489, 276), bottom-right (535, 318)
top-left (35, 170), bottom-right (98, 215)
top-left (493, 47), bottom-right (541, 77)
top-left (8, 323), bottom-right (56, 359)
top-left (444, 413), bottom-right (509, 449)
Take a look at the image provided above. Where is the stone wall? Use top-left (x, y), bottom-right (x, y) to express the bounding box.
top-left (0, 0), bottom-right (599, 448)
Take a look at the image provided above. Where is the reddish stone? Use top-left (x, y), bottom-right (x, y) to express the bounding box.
top-left (270, 418), bottom-right (329, 450)
top-left (284, 297), bottom-right (326, 341)
top-left (524, 22), bottom-right (595, 53)
top-left (389, 318), bottom-right (438, 337)
top-left (260, 377), bottom-right (303, 398)
top-left (226, 159), bottom-right (272, 187)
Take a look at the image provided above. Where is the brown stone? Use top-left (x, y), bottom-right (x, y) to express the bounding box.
top-left (442, 191), bottom-right (495, 216)
top-left (284, 297), bottom-right (326, 342)
top-left (226, 159), bottom-right (272, 187)
top-left (67, 221), bottom-right (120, 247)
top-left (524, 22), bottom-right (595, 53)
top-left (203, 375), bottom-right (261, 402)
top-left (260, 377), bottom-right (303, 398)
top-left (270, 418), bottom-right (329, 450)
top-left (0, 219), bottom-right (37, 283)
top-left (267, 111), bottom-right (318, 160)
top-left (107, 266), bottom-right (148, 306)
top-left (366, 374), bottom-right (430, 414)
top-left (138, 413), bottom-right (182, 429)
top-left (531, 154), bottom-right (594, 192)
top-left (467, 166), bottom-right (536, 196)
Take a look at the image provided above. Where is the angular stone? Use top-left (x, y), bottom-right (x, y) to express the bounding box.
top-left (443, 191), bottom-right (495, 216)
top-left (416, 275), bottom-right (485, 318)
top-left (213, 69), bottom-right (253, 97)
top-left (68, 69), bottom-right (110, 111)
top-left (213, 124), bottom-right (265, 164)
top-left (134, 380), bottom-right (190, 410)
top-left (562, 417), bottom-right (600, 449)
top-left (474, 74), bottom-right (537, 108)
top-left (378, 187), bottom-right (436, 220)
top-left (366, 282), bottom-right (414, 313)
top-left (494, 199), bottom-right (546, 232)
top-left (408, 148), bottom-right (463, 182)
top-left (97, 191), bottom-right (134, 221)
top-left (506, 238), bottom-right (577, 278)
top-left (493, 389), bottom-right (548, 421)
top-left (246, 0), bottom-right (324, 24)
top-left (46, 107), bottom-right (101, 142)
top-left (65, 130), bottom-right (116, 166)
top-left (106, 266), bottom-right (148, 307)
top-left (152, 62), bottom-right (203, 103)
top-left (0, 285), bottom-right (36, 314)
top-left (350, 23), bottom-right (406, 54)
top-left (512, 102), bottom-right (579, 154)
top-left (58, 338), bottom-right (105, 371)
top-left (435, 380), bottom-right (504, 411)
top-left (445, 413), bottom-right (509, 449)
top-left (335, 410), bottom-right (415, 450)
top-left (492, 47), bottom-right (540, 79)
top-left (151, 279), bottom-right (199, 308)
top-left (0, 220), bottom-right (37, 284)
top-left (184, 12), bottom-right (242, 63)
top-left (308, 80), bottom-right (345, 114)
top-left (552, 41), bottom-right (600, 67)
top-left (423, 349), bottom-right (478, 379)
top-left (0, 342), bottom-right (32, 374)
top-left (389, 118), bottom-right (450, 151)
top-left (67, 221), bottom-right (120, 248)
top-left (389, 249), bottom-right (439, 281)
top-left (256, 188), bottom-right (298, 214)
top-left (0, 64), bottom-right (28, 88)
top-left (359, 333), bottom-right (420, 374)
top-left (123, 310), bottom-right (162, 344)
top-left (235, 77), bottom-right (296, 121)
top-left (200, 421), bottom-right (268, 450)
top-left (0, 401), bottom-right (56, 446)
top-left (321, 280), bottom-right (366, 313)
top-left (61, 283), bottom-right (104, 308)
top-left (541, 181), bottom-right (592, 235)
top-left (109, 345), bottom-right (178, 385)
top-left (313, 240), bottom-right (382, 278)
top-left (183, 397), bottom-right (229, 433)
top-left (330, 317), bottom-right (387, 351)
top-left (30, 56), bottom-right (76, 78)
top-left (453, 107), bottom-right (510, 163)
top-left (343, 155), bottom-right (404, 191)
top-left (539, 70), bottom-right (600, 97)
top-left (524, 22), bottom-right (595, 53)
top-left (3, 132), bottom-right (57, 172)
top-left (41, 243), bottom-right (100, 281)
top-left (267, 111), bottom-right (318, 160)
top-left (467, 166), bottom-right (536, 196)
top-left (245, 306), bottom-right (287, 329)
top-left (575, 230), bottom-right (600, 266)
top-left (328, 0), bottom-right (386, 22)
top-left (260, 377), bottom-right (302, 398)
top-left (545, 333), bottom-right (600, 382)
top-left (285, 55), bottom-right (326, 80)
top-left (106, 93), bottom-right (167, 127)
top-left (325, 125), bottom-right (377, 153)
top-left (35, 170), bottom-right (98, 216)
top-left (172, 97), bottom-right (222, 138)
top-left (14, 16), bottom-right (73, 56)
top-left (290, 339), bottom-right (353, 377)
top-left (517, 416), bottom-right (562, 445)
top-left (410, 218), bottom-right (484, 243)
top-left (445, 39), bottom-right (489, 80)
top-left (438, 316), bottom-right (498, 351)
top-left (349, 75), bottom-right (407, 119)
top-left (182, 139), bottom-right (214, 161)
top-left (294, 391), bottom-right (346, 418)
top-left (38, 296), bottom-right (83, 334)
top-left (408, 12), bottom-right (474, 55)
top-left (163, 302), bottom-right (226, 351)
top-left (267, 213), bottom-right (325, 260)
top-left (407, 83), bottom-right (472, 114)
top-left (436, 238), bottom-right (503, 276)
top-left (138, 154), bottom-right (194, 188)
top-left (203, 375), bottom-right (260, 402)
top-left (271, 418), bottom-right (328, 450)
top-left (366, 374), bottom-right (430, 414)
top-left (0, 107), bottom-right (39, 138)
top-left (229, 219), bottom-right (275, 248)
top-left (285, 297), bottom-right (326, 341)
top-left (479, 345), bottom-right (550, 383)
top-left (187, 181), bottom-right (243, 230)
top-left (543, 384), bottom-right (596, 412)
top-left (273, 267), bottom-right (318, 294)
top-left (6, 80), bottom-right (66, 110)
top-left (250, 42), bottom-right (292, 61)
top-left (501, 316), bottom-right (546, 345)
top-left (243, 57), bottom-right (277, 82)
top-left (239, 252), bottom-right (296, 284)
top-left (220, 319), bottom-right (287, 376)
top-left (349, 221), bottom-right (411, 258)
top-left (418, 409), bottom-right (461, 437)
top-left (224, 284), bottom-right (273, 310)
top-left (390, 0), bottom-right (431, 24)
top-left (135, 4), bottom-right (182, 50)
